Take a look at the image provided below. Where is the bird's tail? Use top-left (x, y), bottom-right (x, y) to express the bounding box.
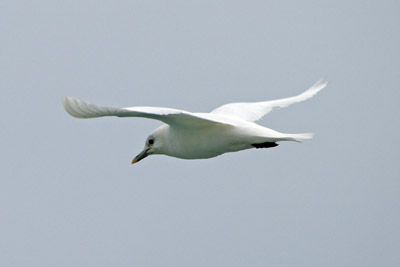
top-left (284, 132), bottom-right (314, 142)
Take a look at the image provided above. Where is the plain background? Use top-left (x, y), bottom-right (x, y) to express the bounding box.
top-left (1, 1), bottom-right (399, 266)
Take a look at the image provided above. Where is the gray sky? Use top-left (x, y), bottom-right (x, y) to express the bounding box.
top-left (1, 1), bottom-right (399, 266)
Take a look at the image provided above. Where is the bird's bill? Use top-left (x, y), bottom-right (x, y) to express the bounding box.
top-left (131, 149), bottom-right (149, 164)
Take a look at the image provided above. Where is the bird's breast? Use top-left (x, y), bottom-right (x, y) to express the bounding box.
top-left (163, 126), bottom-right (249, 159)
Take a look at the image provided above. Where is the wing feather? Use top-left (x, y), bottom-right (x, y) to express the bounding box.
top-left (211, 78), bottom-right (328, 121)
top-left (62, 96), bottom-right (232, 128)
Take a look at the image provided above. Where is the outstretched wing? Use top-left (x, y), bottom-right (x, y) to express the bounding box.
top-left (211, 78), bottom-right (328, 122)
top-left (62, 96), bottom-right (233, 128)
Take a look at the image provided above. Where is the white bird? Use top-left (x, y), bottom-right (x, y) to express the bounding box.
top-left (62, 79), bottom-right (328, 164)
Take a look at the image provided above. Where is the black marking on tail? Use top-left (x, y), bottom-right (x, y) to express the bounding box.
top-left (252, 142), bottom-right (279, 149)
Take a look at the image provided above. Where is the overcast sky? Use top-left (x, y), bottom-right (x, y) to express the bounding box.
top-left (1, 1), bottom-right (399, 266)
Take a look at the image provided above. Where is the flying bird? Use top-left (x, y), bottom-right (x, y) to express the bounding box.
top-left (63, 79), bottom-right (328, 164)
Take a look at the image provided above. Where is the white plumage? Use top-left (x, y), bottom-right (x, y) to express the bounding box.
top-left (62, 79), bottom-right (328, 163)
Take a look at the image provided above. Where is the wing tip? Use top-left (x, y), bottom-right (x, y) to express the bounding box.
top-left (62, 96), bottom-right (77, 118)
top-left (301, 77), bottom-right (329, 98)
top-left (62, 96), bottom-right (90, 118)
top-left (313, 77), bottom-right (330, 90)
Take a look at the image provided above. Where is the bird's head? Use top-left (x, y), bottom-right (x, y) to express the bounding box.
top-left (131, 126), bottom-right (167, 164)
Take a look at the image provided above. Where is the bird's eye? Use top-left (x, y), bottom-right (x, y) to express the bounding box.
top-left (148, 139), bottom-right (154, 145)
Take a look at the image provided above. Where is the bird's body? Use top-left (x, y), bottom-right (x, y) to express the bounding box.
top-left (62, 79), bottom-right (327, 163)
top-left (154, 117), bottom-right (309, 159)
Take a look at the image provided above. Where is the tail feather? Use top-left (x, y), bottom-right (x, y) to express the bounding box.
top-left (286, 132), bottom-right (314, 142)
